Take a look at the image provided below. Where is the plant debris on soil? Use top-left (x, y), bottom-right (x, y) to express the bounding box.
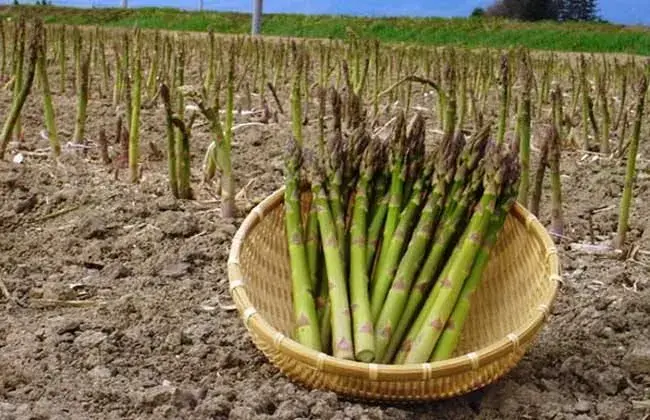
top-left (1, 50), bottom-right (650, 420)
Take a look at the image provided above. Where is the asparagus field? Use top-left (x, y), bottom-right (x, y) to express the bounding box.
top-left (1, 16), bottom-right (650, 420)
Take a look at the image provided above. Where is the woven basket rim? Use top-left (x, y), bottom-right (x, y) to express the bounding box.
top-left (228, 187), bottom-right (560, 381)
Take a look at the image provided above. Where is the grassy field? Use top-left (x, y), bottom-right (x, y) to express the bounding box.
top-left (1, 4), bottom-right (650, 55)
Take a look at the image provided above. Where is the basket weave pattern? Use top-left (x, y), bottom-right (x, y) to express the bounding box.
top-left (228, 188), bottom-right (560, 401)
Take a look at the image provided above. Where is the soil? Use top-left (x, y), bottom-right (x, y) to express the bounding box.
top-left (1, 53), bottom-right (650, 420)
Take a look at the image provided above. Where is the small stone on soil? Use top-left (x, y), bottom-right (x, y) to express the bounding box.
top-left (575, 400), bottom-right (593, 413)
top-left (102, 262), bottom-right (131, 280)
top-left (88, 365), bottom-right (113, 379)
top-left (139, 384), bottom-right (176, 407)
top-left (77, 215), bottom-right (110, 239)
top-left (160, 262), bottom-right (191, 279)
top-left (623, 340), bottom-right (650, 375)
top-left (156, 196), bottom-right (179, 211)
top-left (74, 331), bottom-right (107, 348)
top-left (56, 320), bottom-right (81, 335)
top-left (15, 194), bottom-right (38, 213)
top-left (221, 223), bottom-right (237, 236)
top-left (157, 212), bottom-right (200, 238)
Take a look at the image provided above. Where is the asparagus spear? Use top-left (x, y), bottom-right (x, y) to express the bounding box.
top-left (307, 150), bottom-right (355, 360)
top-left (366, 142), bottom-right (390, 273)
top-left (385, 132), bottom-right (477, 363)
top-left (374, 135), bottom-right (459, 363)
top-left (430, 182), bottom-right (518, 361)
top-left (370, 113), bottom-right (427, 320)
top-left (349, 140), bottom-right (381, 362)
top-left (403, 141), bottom-right (516, 364)
top-left (371, 111), bottom-right (408, 289)
top-left (327, 88), bottom-right (347, 255)
top-left (305, 203), bottom-right (321, 291)
top-left (284, 139), bottom-right (322, 352)
top-left (402, 118), bottom-right (427, 209)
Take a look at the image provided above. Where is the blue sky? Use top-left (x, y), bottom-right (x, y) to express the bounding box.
top-left (7, 0), bottom-right (650, 26)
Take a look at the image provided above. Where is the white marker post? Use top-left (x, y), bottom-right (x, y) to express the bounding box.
top-left (252, 0), bottom-right (263, 35)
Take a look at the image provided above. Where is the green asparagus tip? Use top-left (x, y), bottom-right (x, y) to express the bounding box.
top-left (285, 136), bottom-right (303, 175)
top-left (405, 113), bottom-right (426, 180)
top-left (345, 125), bottom-right (372, 183)
top-left (304, 147), bottom-right (327, 186)
top-left (390, 111), bottom-right (408, 166)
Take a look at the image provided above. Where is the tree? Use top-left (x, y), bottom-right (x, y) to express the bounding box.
top-left (485, 0), bottom-right (561, 21)
top-left (560, 0), bottom-right (599, 21)
top-left (470, 7), bottom-right (485, 18)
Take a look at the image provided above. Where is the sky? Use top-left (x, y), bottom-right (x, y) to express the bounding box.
top-left (6, 0), bottom-right (650, 26)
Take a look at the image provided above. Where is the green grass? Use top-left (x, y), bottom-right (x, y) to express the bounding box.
top-left (2, 5), bottom-right (650, 55)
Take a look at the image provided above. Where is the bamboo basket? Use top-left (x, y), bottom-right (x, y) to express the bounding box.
top-left (227, 187), bottom-right (560, 402)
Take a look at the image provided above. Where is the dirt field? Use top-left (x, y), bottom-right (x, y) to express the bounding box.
top-left (1, 54), bottom-right (649, 420)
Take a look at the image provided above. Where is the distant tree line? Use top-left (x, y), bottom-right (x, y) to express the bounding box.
top-left (471, 0), bottom-right (601, 22)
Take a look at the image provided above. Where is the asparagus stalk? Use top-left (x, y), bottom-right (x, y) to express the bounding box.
top-left (371, 111), bottom-right (407, 288)
top-left (349, 141), bottom-right (381, 362)
top-left (393, 228), bottom-right (470, 364)
top-left (597, 70), bottom-right (611, 154)
top-left (221, 42), bottom-right (236, 218)
top-left (516, 54), bottom-right (532, 204)
top-left (614, 74), bottom-right (647, 250)
top-left (497, 54), bottom-right (509, 144)
top-left (12, 17), bottom-right (25, 143)
top-left (59, 25), bottom-right (66, 94)
top-left (160, 83), bottom-right (179, 198)
top-left (284, 140), bottom-right (322, 352)
top-left (305, 203), bottom-right (321, 291)
top-left (366, 188), bottom-right (389, 273)
top-left (548, 124), bottom-right (564, 240)
top-left (392, 144), bottom-right (486, 364)
top-left (307, 152), bottom-right (355, 360)
top-left (370, 113), bottom-right (426, 319)
top-left (326, 88), bottom-right (347, 255)
top-left (0, 20), bottom-right (6, 82)
top-left (431, 186), bottom-right (517, 361)
top-left (529, 133), bottom-right (549, 217)
top-left (129, 29), bottom-right (142, 184)
top-left (403, 141), bottom-right (515, 364)
top-left (374, 136), bottom-right (458, 363)
top-left (72, 46), bottom-right (90, 145)
top-left (383, 132), bottom-right (472, 364)
top-left (0, 20), bottom-right (37, 160)
top-left (36, 22), bottom-right (60, 158)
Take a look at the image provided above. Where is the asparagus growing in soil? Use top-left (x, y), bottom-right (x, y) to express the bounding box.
top-left (614, 74), bottom-right (648, 250)
top-left (0, 20), bottom-right (38, 159)
top-left (221, 42), bottom-right (236, 218)
top-left (72, 33), bottom-right (91, 145)
top-left (35, 22), bottom-right (60, 157)
top-left (348, 141), bottom-right (381, 362)
top-left (283, 139), bottom-right (322, 352)
top-left (129, 29), bottom-right (142, 183)
top-left (529, 133), bottom-right (549, 217)
top-left (11, 17), bottom-right (25, 143)
top-left (548, 124), bottom-right (564, 240)
top-left (0, 20), bottom-right (5, 81)
top-left (307, 151), bottom-right (355, 360)
top-left (516, 55), bottom-right (532, 204)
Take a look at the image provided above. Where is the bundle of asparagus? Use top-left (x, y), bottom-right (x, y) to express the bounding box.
top-left (283, 88), bottom-right (521, 365)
